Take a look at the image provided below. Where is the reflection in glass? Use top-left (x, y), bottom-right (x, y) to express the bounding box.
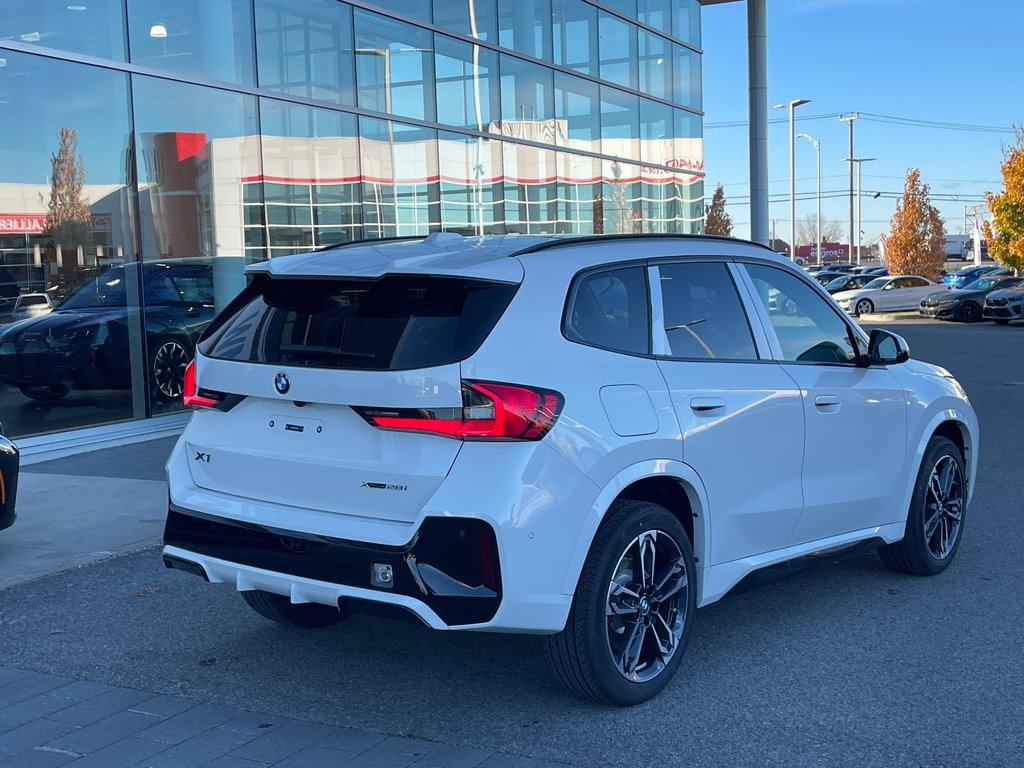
top-left (0, 51), bottom-right (139, 436)
top-left (432, 0), bottom-right (497, 41)
top-left (555, 74), bottom-right (600, 152)
top-left (255, 0), bottom-right (355, 105)
top-left (435, 36), bottom-right (500, 131)
top-left (439, 132), bottom-right (504, 236)
top-left (638, 28), bottom-right (671, 101)
top-left (601, 86), bottom-right (639, 147)
top-left (127, 0), bottom-right (255, 84)
top-left (503, 144), bottom-right (557, 234)
top-left (556, 154), bottom-right (602, 235)
top-left (640, 98), bottom-right (672, 167)
top-left (602, 159), bottom-right (641, 235)
top-left (499, 55), bottom-right (555, 125)
top-left (637, 0), bottom-right (670, 31)
top-left (672, 43), bottom-right (701, 109)
top-left (672, 0), bottom-right (701, 47)
top-left (552, 0), bottom-right (598, 75)
top-left (371, 1), bottom-right (432, 24)
top-left (497, 0), bottom-right (552, 60)
top-left (259, 99), bottom-right (362, 253)
top-left (598, 12), bottom-right (638, 90)
top-left (0, 0), bottom-right (126, 60)
top-left (359, 118), bottom-right (440, 238)
top-left (354, 11), bottom-right (436, 122)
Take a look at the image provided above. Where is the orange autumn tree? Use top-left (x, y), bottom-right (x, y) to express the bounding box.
top-left (983, 129), bottom-right (1024, 273)
top-left (885, 168), bottom-right (946, 280)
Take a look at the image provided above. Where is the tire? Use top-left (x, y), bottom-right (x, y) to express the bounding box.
top-left (544, 500), bottom-right (696, 706)
top-left (149, 337), bottom-right (191, 402)
top-left (993, 319), bottom-right (1010, 325)
top-left (878, 436), bottom-right (966, 576)
top-left (19, 383), bottom-right (69, 401)
top-left (240, 590), bottom-right (348, 628)
top-left (854, 299), bottom-right (874, 316)
top-left (958, 302), bottom-right (981, 323)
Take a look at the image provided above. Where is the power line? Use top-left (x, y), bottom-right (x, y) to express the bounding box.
top-left (705, 111), bottom-right (1016, 134)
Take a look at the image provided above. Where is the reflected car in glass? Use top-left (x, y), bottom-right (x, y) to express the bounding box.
top-left (0, 260), bottom-right (214, 402)
top-left (920, 276), bottom-right (1024, 322)
top-left (162, 233), bottom-right (978, 707)
top-left (10, 294), bottom-right (54, 322)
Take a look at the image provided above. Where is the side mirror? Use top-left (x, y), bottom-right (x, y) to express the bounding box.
top-left (868, 328), bottom-right (910, 365)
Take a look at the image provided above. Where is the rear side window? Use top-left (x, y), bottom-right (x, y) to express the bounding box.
top-left (19, 295), bottom-right (48, 306)
top-left (564, 266), bottom-right (650, 355)
top-left (200, 275), bottom-right (517, 370)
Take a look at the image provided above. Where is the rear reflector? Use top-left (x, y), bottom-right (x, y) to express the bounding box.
top-left (182, 360), bottom-right (221, 409)
top-left (356, 381), bottom-right (563, 441)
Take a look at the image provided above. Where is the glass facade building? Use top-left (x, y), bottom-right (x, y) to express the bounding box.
top-left (0, 0), bottom-right (703, 439)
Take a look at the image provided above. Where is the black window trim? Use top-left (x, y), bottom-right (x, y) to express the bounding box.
top-left (560, 258), bottom-right (653, 359)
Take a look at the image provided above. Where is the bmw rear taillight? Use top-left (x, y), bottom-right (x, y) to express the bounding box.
top-left (356, 381), bottom-right (563, 441)
top-left (182, 360), bottom-right (221, 409)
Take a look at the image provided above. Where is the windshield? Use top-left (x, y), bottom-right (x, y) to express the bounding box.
top-left (964, 278), bottom-right (994, 291)
top-left (953, 267), bottom-right (981, 276)
top-left (825, 276), bottom-right (848, 290)
top-left (19, 295), bottom-right (49, 306)
top-left (863, 278), bottom-right (888, 290)
top-left (58, 267), bottom-right (128, 309)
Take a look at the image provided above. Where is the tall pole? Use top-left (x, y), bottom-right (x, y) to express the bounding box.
top-left (775, 99), bottom-right (810, 260)
top-left (853, 157), bottom-right (875, 265)
top-left (748, 0), bottom-right (769, 245)
top-left (798, 133), bottom-right (820, 262)
top-left (840, 113), bottom-right (859, 260)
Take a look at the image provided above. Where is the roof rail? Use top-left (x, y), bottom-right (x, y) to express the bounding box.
top-left (509, 233), bottom-right (779, 257)
top-left (314, 234), bottom-right (426, 252)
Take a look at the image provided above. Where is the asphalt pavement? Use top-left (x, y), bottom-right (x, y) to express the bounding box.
top-left (1, 319), bottom-right (1023, 767)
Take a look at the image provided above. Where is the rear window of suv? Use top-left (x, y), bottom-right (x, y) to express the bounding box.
top-left (200, 275), bottom-right (518, 371)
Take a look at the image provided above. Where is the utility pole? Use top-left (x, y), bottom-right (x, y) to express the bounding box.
top-left (840, 113), bottom-right (859, 261)
top-left (775, 98), bottom-right (811, 261)
top-left (847, 157), bottom-right (875, 265)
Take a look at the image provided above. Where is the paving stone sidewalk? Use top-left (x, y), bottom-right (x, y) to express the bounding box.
top-left (0, 667), bottom-right (572, 768)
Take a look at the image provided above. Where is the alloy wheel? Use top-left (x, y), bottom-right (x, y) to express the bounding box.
top-left (924, 454), bottom-right (964, 560)
top-left (153, 341), bottom-right (190, 399)
top-left (605, 530), bottom-right (689, 683)
top-left (855, 299), bottom-right (873, 316)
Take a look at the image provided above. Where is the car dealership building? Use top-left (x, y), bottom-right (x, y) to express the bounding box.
top-left (0, 1), bottom-right (710, 443)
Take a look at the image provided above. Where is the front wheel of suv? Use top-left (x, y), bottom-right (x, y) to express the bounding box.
top-left (240, 590), bottom-right (349, 628)
top-left (544, 500), bottom-right (696, 706)
top-left (878, 435), bottom-right (966, 576)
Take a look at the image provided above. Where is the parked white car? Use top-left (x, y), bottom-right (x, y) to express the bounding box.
top-left (834, 275), bottom-right (946, 316)
top-left (10, 293), bottom-right (53, 322)
top-left (163, 233), bottom-right (978, 705)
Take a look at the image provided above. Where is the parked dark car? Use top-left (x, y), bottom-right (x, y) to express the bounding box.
top-left (823, 273), bottom-right (877, 294)
top-left (0, 260), bottom-right (214, 402)
top-left (941, 265), bottom-right (1005, 289)
top-left (0, 433), bottom-right (19, 532)
top-left (920, 276), bottom-right (1024, 322)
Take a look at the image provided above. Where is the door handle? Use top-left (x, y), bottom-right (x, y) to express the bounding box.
top-left (814, 395), bottom-right (840, 408)
top-left (690, 397), bottom-right (726, 413)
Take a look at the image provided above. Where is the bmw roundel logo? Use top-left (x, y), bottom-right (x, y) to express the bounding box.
top-left (274, 371), bottom-right (290, 395)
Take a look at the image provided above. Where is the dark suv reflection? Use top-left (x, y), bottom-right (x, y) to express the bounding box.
top-left (0, 260), bottom-right (214, 403)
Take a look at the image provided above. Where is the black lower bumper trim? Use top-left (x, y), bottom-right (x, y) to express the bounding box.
top-left (163, 505), bottom-right (501, 626)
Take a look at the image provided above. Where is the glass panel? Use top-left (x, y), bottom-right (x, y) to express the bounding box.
top-left (502, 143), bottom-right (557, 234)
top-left (600, 86), bottom-right (639, 157)
top-left (640, 98), bottom-right (672, 167)
top-left (0, 52), bottom-right (139, 437)
top-left (673, 108), bottom-right (703, 175)
top-left (671, 42), bottom-right (701, 109)
top-left (497, 0), bottom-right (552, 60)
top-left (254, 0), bottom-right (354, 105)
top-left (638, 28), bottom-right (671, 100)
top-left (556, 153), bottom-right (602, 235)
top-left (671, 0), bottom-right (700, 48)
top-left (354, 11), bottom-right (436, 122)
top-left (259, 99), bottom-right (362, 251)
top-left (127, 0), bottom-right (255, 84)
top-left (746, 264), bottom-right (858, 364)
top-left (554, 73), bottom-right (600, 152)
top-left (552, 0), bottom-right (598, 75)
top-left (637, 0), bottom-right (670, 30)
top-left (658, 263), bottom-right (757, 360)
top-left (370, 1), bottom-right (432, 24)
top-left (598, 12), bottom-right (638, 90)
top-left (360, 118), bottom-right (440, 239)
top-left (438, 132), bottom-right (505, 235)
top-left (434, 35), bottom-right (500, 132)
top-left (0, 0), bottom-right (125, 60)
top-left (602, 159), bottom-right (641, 234)
top-left (432, 0), bottom-right (497, 41)
top-left (602, 0), bottom-right (638, 17)
top-left (499, 54), bottom-right (555, 127)
top-left (564, 267), bottom-right (650, 355)
top-left (132, 76), bottom-right (259, 413)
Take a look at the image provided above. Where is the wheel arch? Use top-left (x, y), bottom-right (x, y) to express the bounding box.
top-left (560, 460), bottom-right (710, 604)
top-left (900, 408), bottom-right (978, 524)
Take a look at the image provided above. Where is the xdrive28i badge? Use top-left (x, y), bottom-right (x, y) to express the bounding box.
top-left (274, 371), bottom-right (290, 395)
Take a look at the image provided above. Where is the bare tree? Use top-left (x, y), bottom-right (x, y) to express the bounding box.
top-left (796, 213), bottom-right (843, 245)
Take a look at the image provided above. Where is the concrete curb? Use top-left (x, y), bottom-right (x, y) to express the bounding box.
top-left (857, 311), bottom-right (922, 322)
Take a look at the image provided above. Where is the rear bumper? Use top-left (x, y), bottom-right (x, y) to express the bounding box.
top-left (163, 505), bottom-right (501, 628)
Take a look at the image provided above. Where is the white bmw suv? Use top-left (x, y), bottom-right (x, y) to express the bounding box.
top-left (164, 233), bottom-right (978, 706)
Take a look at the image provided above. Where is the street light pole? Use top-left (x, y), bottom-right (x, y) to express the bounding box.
top-left (845, 157), bottom-right (875, 265)
top-left (797, 133), bottom-right (820, 263)
top-left (774, 99), bottom-right (811, 261)
top-left (840, 113), bottom-right (859, 259)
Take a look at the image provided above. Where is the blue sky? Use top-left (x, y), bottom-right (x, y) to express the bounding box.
top-left (701, 0), bottom-right (1022, 245)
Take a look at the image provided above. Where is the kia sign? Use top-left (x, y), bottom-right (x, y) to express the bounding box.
top-left (795, 242), bottom-right (849, 261)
